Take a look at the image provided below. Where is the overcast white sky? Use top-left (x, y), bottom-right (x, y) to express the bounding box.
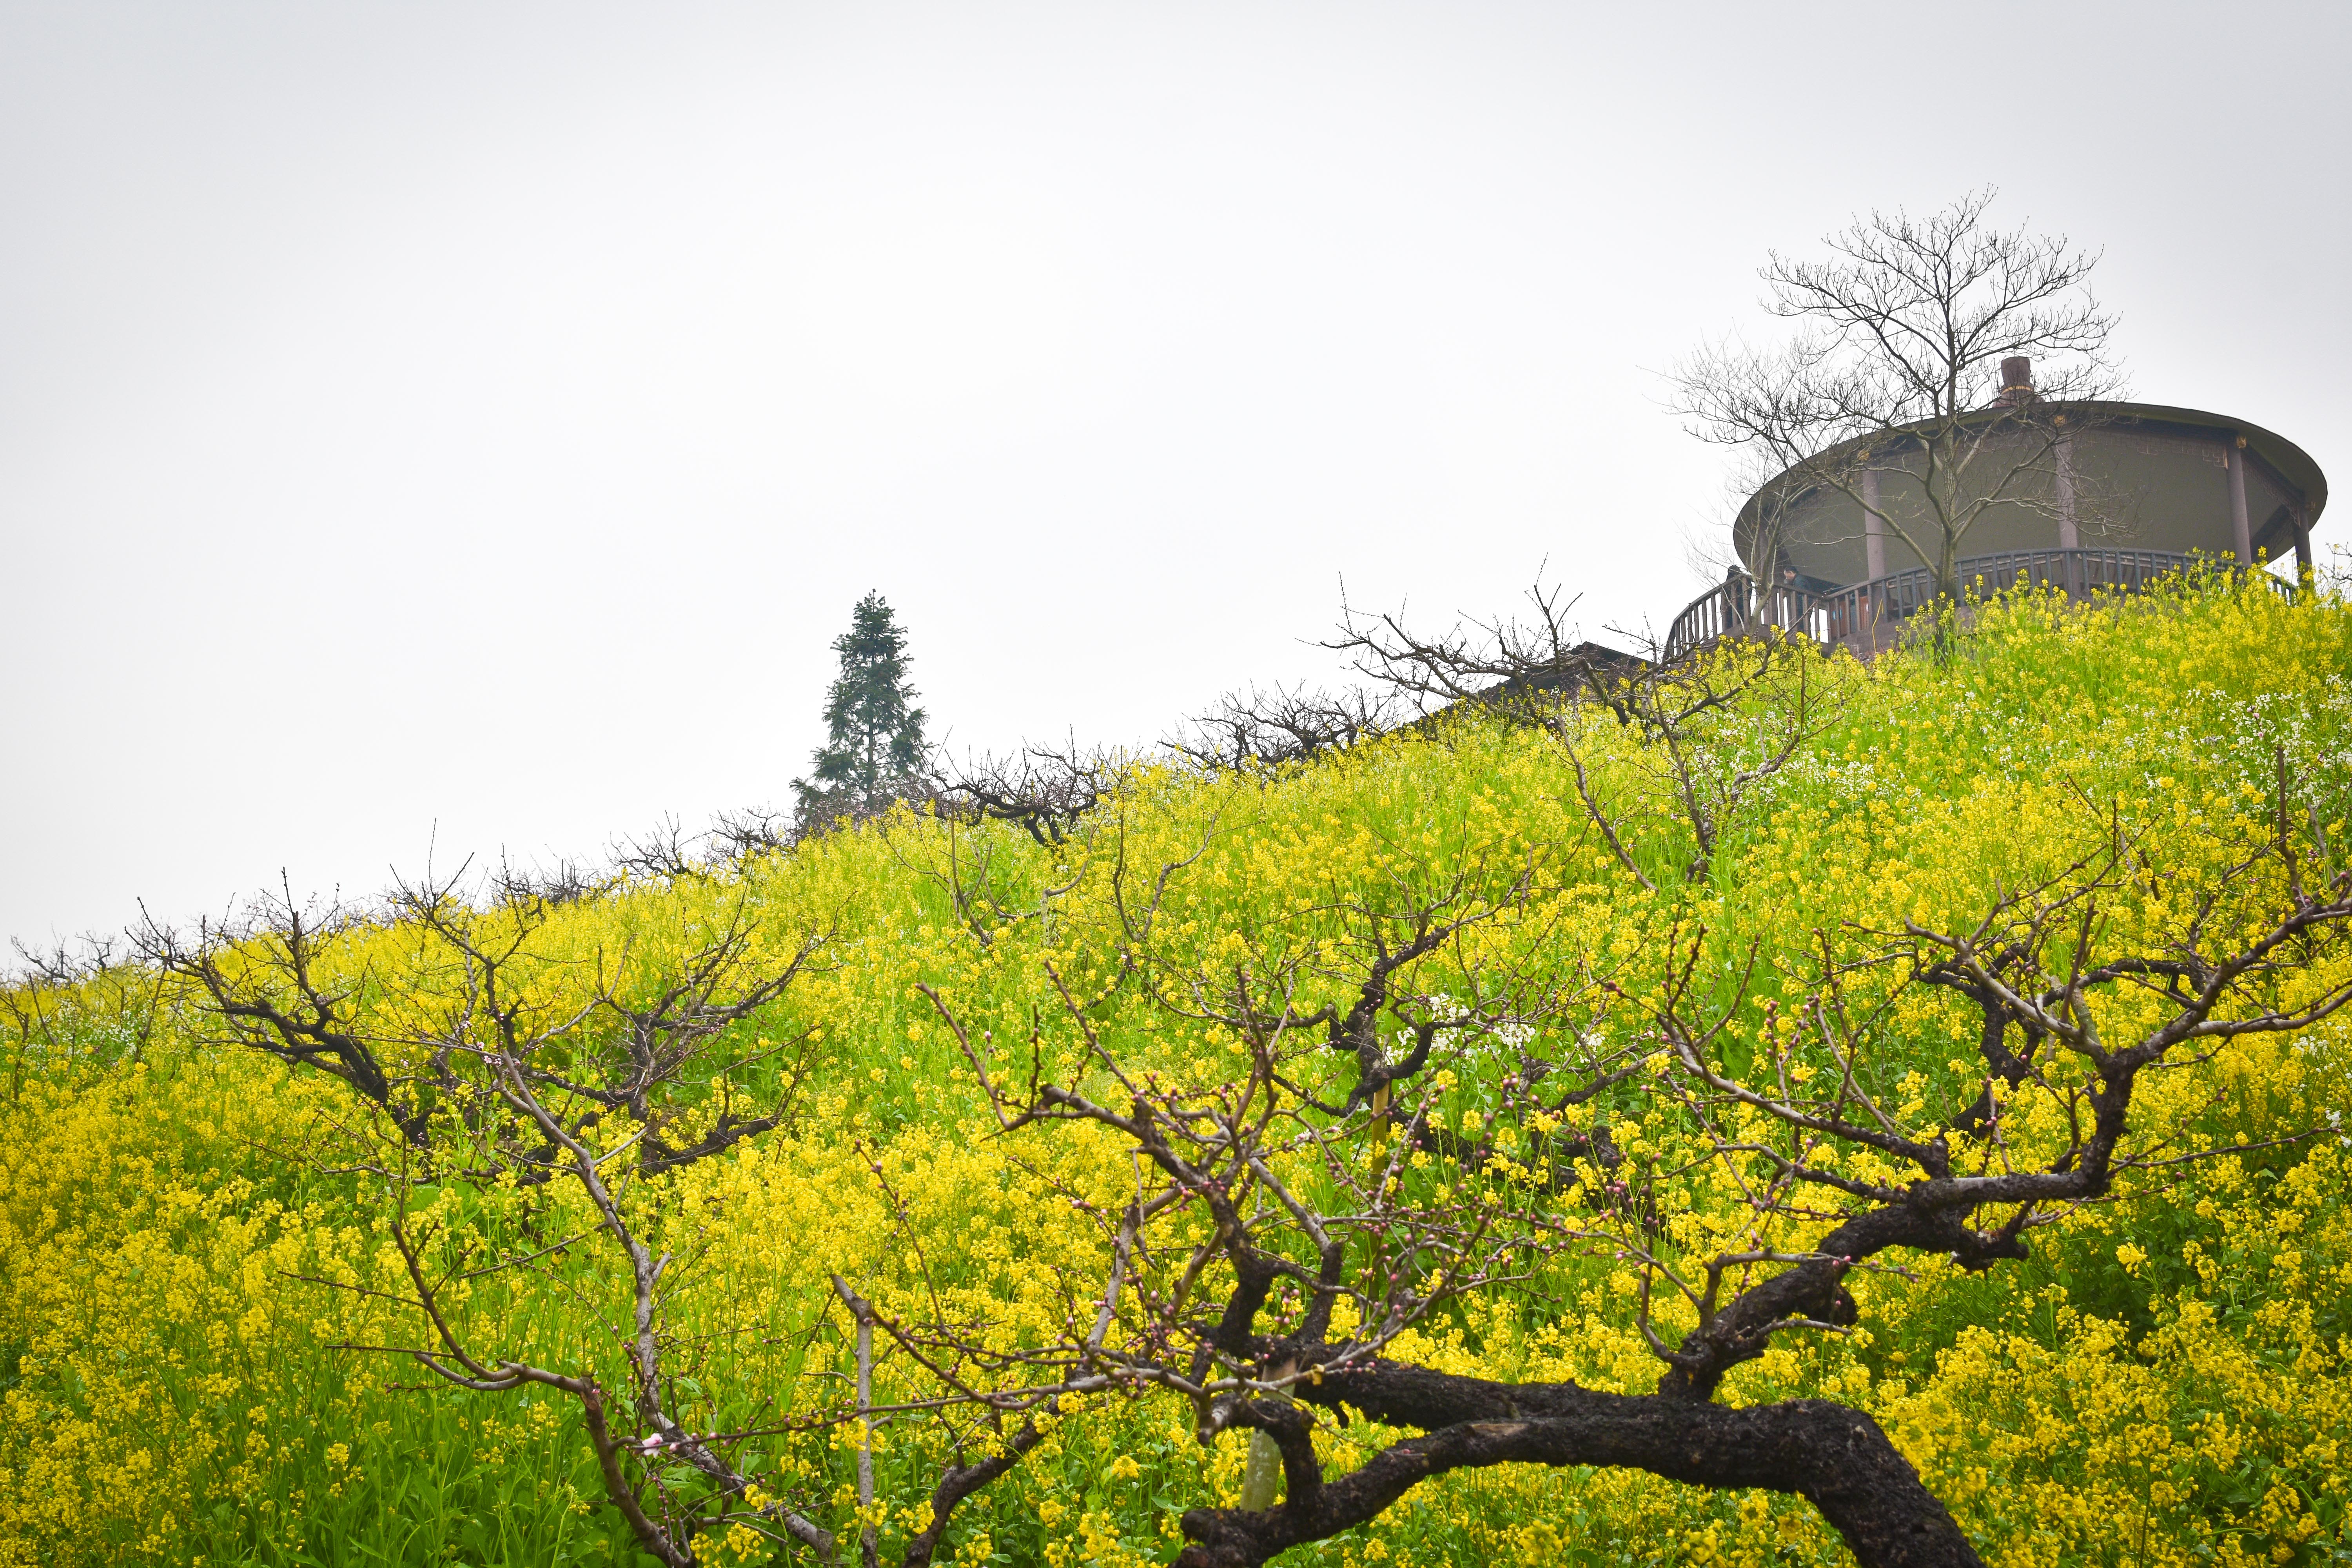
top-left (4, 0), bottom-right (2346, 947)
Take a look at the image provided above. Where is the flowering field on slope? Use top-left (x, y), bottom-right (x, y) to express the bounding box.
top-left (4, 577), bottom-right (2350, 1568)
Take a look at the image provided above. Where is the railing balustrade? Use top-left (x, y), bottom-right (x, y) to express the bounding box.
top-left (1664, 549), bottom-right (2291, 663)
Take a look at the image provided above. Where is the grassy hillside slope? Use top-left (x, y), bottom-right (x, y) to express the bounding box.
top-left (5, 577), bottom-right (2351, 1568)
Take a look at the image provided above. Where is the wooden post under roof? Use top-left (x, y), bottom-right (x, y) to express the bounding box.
top-left (2054, 433), bottom-right (2079, 550)
top-left (1861, 466), bottom-right (1886, 581)
top-left (2229, 434), bottom-right (2254, 564)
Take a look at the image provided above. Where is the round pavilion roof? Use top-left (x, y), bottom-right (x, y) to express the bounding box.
top-left (1730, 401), bottom-right (2328, 570)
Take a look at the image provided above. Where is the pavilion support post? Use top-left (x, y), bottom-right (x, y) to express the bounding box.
top-left (2229, 434), bottom-right (2254, 566)
top-left (2054, 434), bottom-right (2079, 548)
top-left (1861, 466), bottom-right (1886, 582)
top-left (1860, 466), bottom-right (1886, 649)
top-left (2294, 506), bottom-right (2314, 580)
top-left (2054, 431), bottom-right (2080, 596)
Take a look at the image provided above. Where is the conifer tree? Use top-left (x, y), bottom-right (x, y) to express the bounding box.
top-left (795, 592), bottom-right (928, 819)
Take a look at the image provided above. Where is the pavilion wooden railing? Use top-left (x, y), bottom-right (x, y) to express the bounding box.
top-left (1664, 549), bottom-right (2292, 663)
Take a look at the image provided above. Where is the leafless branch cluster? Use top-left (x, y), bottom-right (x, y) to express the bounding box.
top-left (1323, 578), bottom-right (1831, 889)
top-left (1760, 189), bottom-right (2116, 415)
top-left (1675, 190), bottom-right (2116, 453)
top-left (125, 864), bottom-right (896, 1563)
top-left (355, 1017), bottom-right (1067, 1568)
top-left (127, 863), bottom-right (832, 1180)
top-left (1632, 804), bottom-right (2352, 1403)
top-left (1570, 641), bottom-right (1838, 890)
top-left (352, 1082), bottom-right (842, 1567)
top-left (1325, 578), bottom-right (1646, 720)
top-left (873, 864), bottom-right (1615, 1546)
top-left (131, 880), bottom-right (426, 1138)
top-left (2, 931), bottom-right (164, 1098)
top-left (402, 868), bottom-right (833, 1176)
top-left (1167, 684), bottom-right (1404, 771)
top-left (1669, 189), bottom-right (2128, 603)
top-left (490, 851), bottom-right (605, 906)
top-left (929, 740), bottom-right (1120, 849)
top-left (708, 805), bottom-right (798, 861)
top-left (541, 784), bottom-right (938, 889)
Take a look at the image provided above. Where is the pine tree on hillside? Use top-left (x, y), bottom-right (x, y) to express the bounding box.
top-left (795, 592), bottom-right (928, 821)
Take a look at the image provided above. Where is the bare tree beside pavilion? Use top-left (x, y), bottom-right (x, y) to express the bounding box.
top-left (1670, 189), bottom-right (2123, 615)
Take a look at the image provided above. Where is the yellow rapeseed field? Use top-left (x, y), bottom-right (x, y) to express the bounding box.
top-left (4, 575), bottom-right (2349, 1567)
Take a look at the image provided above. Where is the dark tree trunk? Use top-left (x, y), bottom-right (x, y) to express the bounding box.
top-left (1176, 1355), bottom-right (1980, 1568)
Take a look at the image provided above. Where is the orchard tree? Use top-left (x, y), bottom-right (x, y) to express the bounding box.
top-left (869, 616), bottom-right (2352, 1568)
top-left (130, 870), bottom-right (853, 1564)
top-left (797, 592), bottom-right (930, 824)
